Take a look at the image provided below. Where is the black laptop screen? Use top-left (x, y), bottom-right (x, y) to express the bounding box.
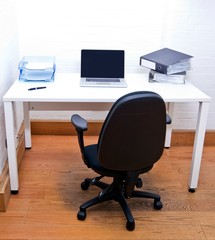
top-left (81, 49), bottom-right (124, 78)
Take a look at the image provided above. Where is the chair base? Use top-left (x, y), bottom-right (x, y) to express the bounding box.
top-left (77, 177), bottom-right (162, 231)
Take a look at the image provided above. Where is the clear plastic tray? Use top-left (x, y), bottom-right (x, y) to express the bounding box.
top-left (18, 56), bottom-right (56, 82)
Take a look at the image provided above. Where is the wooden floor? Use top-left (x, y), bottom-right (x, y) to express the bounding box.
top-left (0, 135), bottom-right (215, 240)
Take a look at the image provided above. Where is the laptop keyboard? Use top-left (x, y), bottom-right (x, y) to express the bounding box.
top-left (86, 78), bottom-right (120, 83)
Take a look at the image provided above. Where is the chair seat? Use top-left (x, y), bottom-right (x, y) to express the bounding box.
top-left (84, 144), bottom-right (125, 177)
top-left (84, 144), bottom-right (153, 177)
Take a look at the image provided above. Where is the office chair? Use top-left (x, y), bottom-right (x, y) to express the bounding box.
top-left (71, 91), bottom-right (170, 231)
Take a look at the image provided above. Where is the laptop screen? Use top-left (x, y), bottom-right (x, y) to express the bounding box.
top-left (81, 49), bottom-right (124, 78)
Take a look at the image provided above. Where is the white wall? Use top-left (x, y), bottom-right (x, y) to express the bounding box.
top-left (163, 0), bottom-right (215, 129)
top-left (15, 0), bottom-right (167, 72)
top-left (13, 0), bottom-right (215, 129)
top-left (0, 0), bottom-right (20, 174)
top-left (1, 0), bottom-right (215, 173)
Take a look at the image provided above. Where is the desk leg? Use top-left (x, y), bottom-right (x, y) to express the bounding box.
top-left (165, 103), bottom-right (174, 148)
top-left (189, 101), bottom-right (210, 191)
top-left (4, 101), bottom-right (19, 193)
top-left (23, 102), bottom-right (32, 148)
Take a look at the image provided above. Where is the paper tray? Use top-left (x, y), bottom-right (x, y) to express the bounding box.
top-left (18, 56), bottom-right (56, 81)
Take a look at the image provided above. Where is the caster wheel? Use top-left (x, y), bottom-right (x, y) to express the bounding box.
top-left (126, 220), bottom-right (135, 231)
top-left (154, 200), bottom-right (163, 210)
top-left (81, 179), bottom-right (91, 190)
top-left (136, 178), bottom-right (143, 188)
top-left (11, 190), bottom-right (19, 195)
top-left (188, 188), bottom-right (195, 193)
top-left (77, 210), bottom-right (86, 221)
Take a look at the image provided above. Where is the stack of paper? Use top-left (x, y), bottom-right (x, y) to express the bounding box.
top-left (148, 70), bottom-right (186, 84)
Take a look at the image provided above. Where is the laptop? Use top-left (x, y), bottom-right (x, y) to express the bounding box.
top-left (80, 49), bottom-right (127, 87)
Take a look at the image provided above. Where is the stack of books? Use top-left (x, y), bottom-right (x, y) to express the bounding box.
top-left (139, 48), bottom-right (193, 84)
top-left (18, 56), bottom-right (56, 82)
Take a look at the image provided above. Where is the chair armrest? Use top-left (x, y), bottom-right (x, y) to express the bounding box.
top-left (71, 114), bottom-right (88, 165)
top-left (71, 114), bottom-right (88, 132)
top-left (166, 114), bottom-right (172, 124)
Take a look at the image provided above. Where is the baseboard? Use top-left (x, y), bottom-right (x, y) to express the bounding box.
top-left (31, 121), bottom-right (215, 146)
top-left (31, 120), bottom-right (104, 136)
top-left (0, 122), bottom-right (25, 212)
top-left (170, 130), bottom-right (215, 146)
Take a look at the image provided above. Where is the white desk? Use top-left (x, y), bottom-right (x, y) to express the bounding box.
top-left (3, 73), bottom-right (211, 193)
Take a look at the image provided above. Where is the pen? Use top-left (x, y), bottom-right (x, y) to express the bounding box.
top-left (28, 86), bottom-right (47, 91)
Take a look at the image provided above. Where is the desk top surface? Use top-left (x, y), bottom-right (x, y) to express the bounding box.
top-left (3, 73), bottom-right (211, 103)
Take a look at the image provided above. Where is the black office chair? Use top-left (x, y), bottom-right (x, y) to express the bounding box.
top-left (71, 91), bottom-right (170, 231)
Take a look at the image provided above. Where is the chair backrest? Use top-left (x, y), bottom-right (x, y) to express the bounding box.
top-left (97, 91), bottom-right (166, 171)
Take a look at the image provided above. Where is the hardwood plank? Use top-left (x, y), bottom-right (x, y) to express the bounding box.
top-left (0, 135), bottom-right (214, 239)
